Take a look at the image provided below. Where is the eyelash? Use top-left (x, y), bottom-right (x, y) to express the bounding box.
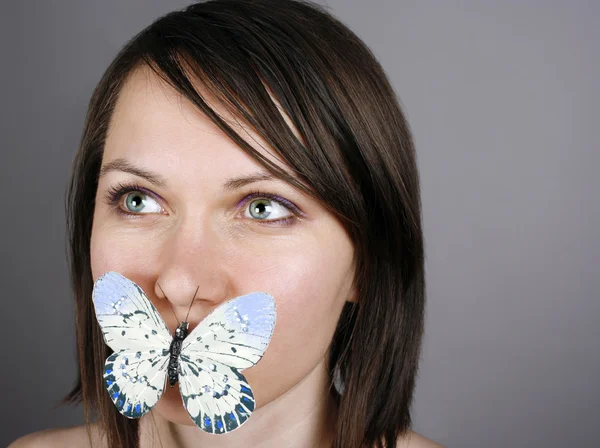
top-left (102, 181), bottom-right (302, 226)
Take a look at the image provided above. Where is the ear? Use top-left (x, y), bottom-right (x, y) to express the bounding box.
top-left (346, 284), bottom-right (358, 304)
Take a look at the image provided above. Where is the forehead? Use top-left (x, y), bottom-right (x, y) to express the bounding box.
top-left (103, 65), bottom-right (290, 179)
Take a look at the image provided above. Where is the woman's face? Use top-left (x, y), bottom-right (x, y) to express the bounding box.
top-left (90, 66), bottom-right (356, 426)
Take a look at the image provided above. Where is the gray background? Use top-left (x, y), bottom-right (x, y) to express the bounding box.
top-left (1, 1), bottom-right (598, 447)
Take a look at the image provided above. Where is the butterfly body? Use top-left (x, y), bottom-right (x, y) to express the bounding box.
top-left (167, 322), bottom-right (189, 387)
top-left (92, 271), bottom-right (276, 434)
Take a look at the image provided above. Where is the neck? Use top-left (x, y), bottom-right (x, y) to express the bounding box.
top-left (140, 358), bottom-right (337, 448)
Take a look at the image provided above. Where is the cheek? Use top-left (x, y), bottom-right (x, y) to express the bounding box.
top-left (90, 216), bottom-right (119, 280)
top-left (234, 232), bottom-right (354, 408)
top-left (90, 218), bottom-right (159, 281)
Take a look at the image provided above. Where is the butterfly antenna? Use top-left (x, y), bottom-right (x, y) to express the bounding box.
top-left (157, 282), bottom-right (180, 325)
top-left (184, 285), bottom-right (199, 323)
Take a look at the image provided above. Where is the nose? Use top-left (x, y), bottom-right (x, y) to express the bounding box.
top-left (153, 214), bottom-right (230, 323)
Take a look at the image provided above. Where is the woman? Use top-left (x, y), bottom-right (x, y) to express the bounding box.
top-left (11, 0), bottom-right (442, 446)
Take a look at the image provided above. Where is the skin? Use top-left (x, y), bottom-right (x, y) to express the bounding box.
top-left (10, 66), bottom-right (444, 448)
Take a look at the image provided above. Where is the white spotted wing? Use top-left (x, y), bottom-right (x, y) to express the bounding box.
top-left (92, 271), bottom-right (172, 418)
top-left (178, 292), bottom-right (276, 433)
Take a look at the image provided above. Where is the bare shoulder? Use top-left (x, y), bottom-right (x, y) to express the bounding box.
top-left (396, 429), bottom-right (445, 448)
top-left (8, 423), bottom-right (105, 448)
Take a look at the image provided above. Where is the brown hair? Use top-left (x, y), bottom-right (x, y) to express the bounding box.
top-left (63, 1), bottom-right (425, 447)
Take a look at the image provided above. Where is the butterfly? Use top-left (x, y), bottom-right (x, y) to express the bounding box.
top-left (91, 271), bottom-right (276, 434)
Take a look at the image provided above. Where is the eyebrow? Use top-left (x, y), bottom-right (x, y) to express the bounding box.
top-left (99, 157), bottom-right (277, 191)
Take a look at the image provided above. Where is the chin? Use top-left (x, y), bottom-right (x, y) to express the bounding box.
top-left (152, 383), bottom-right (197, 426)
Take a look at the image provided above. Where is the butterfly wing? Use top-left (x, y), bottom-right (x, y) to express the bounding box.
top-left (180, 291), bottom-right (276, 369)
top-left (178, 356), bottom-right (256, 433)
top-left (92, 271), bottom-right (172, 351)
top-left (178, 292), bottom-right (276, 433)
top-left (92, 271), bottom-right (172, 418)
top-left (103, 349), bottom-right (170, 418)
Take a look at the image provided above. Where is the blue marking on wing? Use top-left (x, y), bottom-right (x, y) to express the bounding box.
top-left (224, 411), bottom-right (238, 431)
top-left (214, 415), bottom-right (225, 433)
top-left (235, 403), bottom-right (249, 424)
top-left (203, 415), bottom-right (212, 432)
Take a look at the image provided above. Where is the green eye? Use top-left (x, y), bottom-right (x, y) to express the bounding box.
top-left (248, 199), bottom-right (273, 219)
top-left (245, 198), bottom-right (292, 221)
top-left (104, 182), bottom-right (164, 217)
top-left (124, 192), bottom-right (144, 212)
top-left (123, 191), bottom-right (161, 213)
